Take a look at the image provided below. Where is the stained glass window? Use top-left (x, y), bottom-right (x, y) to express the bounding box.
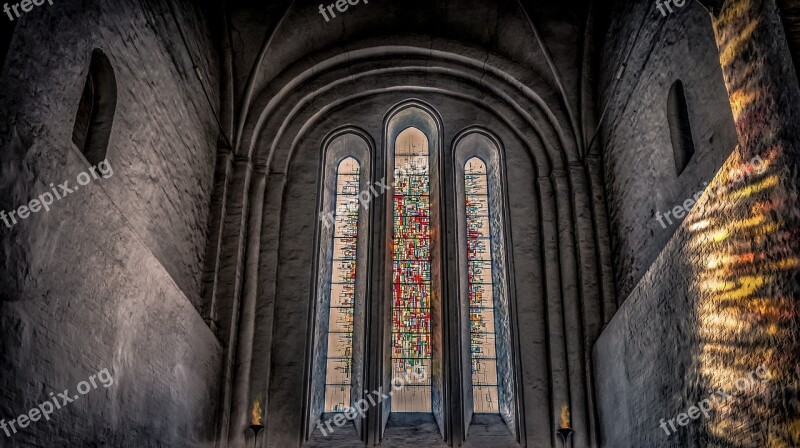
top-left (324, 157), bottom-right (361, 412)
top-left (391, 127), bottom-right (432, 412)
top-left (465, 157), bottom-right (500, 414)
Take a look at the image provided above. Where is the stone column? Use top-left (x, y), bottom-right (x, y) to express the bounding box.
top-left (538, 177), bottom-right (570, 448)
top-left (693, 0), bottom-right (800, 445)
top-left (229, 168), bottom-right (267, 446)
top-left (212, 158), bottom-right (253, 447)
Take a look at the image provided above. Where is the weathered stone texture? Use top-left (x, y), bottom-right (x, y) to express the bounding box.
top-left (599, 0), bottom-right (738, 301)
top-left (595, 0), bottom-right (800, 447)
top-left (0, 148), bottom-right (222, 447)
top-left (0, 0), bottom-right (220, 305)
top-left (0, 0), bottom-right (222, 446)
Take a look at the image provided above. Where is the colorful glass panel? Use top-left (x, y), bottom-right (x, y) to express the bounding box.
top-left (391, 128), bottom-right (432, 412)
top-left (324, 157), bottom-right (360, 412)
top-left (465, 157), bottom-right (499, 414)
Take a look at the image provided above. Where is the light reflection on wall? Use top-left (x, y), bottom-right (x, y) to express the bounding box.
top-left (687, 0), bottom-right (800, 444)
top-left (685, 148), bottom-right (797, 445)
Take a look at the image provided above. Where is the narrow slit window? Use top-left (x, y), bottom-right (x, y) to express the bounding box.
top-left (391, 127), bottom-right (433, 412)
top-left (465, 157), bottom-right (499, 414)
top-left (324, 157), bottom-right (361, 412)
top-left (72, 49), bottom-right (117, 166)
top-left (667, 80), bottom-right (695, 176)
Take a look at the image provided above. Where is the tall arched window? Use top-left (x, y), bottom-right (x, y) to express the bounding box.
top-left (309, 131), bottom-right (371, 438)
top-left (382, 103), bottom-right (445, 436)
top-left (72, 49), bottom-right (117, 166)
top-left (391, 127), bottom-right (433, 412)
top-left (454, 129), bottom-right (517, 438)
top-left (464, 157), bottom-right (499, 414)
top-left (324, 157), bottom-right (361, 412)
top-left (0, 21), bottom-right (16, 76)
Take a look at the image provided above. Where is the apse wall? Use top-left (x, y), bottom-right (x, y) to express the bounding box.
top-left (216, 17), bottom-right (615, 444)
top-left (209, 2), bottom-right (610, 446)
top-left (0, 1), bottom-right (222, 446)
top-left (595, 0), bottom-right (800, 447)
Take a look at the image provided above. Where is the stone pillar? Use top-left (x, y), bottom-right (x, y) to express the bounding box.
top-left (538, 177), bottom-right (570, 448)
top-left (569, 162), bottom-right (604, 447)
top-left (694, 0), bottom-right (800, 445)
top-left (230, 168), bottom-right (267, 446)
top-left (212, 158), bottom-right (253, 447)
top-left (552, 172), bottom-right (590, 448)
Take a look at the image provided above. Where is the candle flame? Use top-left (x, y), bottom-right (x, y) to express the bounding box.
top-left (252, 399), bottom-right (263, 426)
top-left (560, 403), bottom-right (570, 429)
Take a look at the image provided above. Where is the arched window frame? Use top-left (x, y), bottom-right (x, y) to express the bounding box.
top-left (72, 49), bottom-right (117, 166)
top-left (453, 128), bottom-right (519, 439)
top-left (308, 129), bottom-right (373, 438)
top-left (305, 107), bottom-right (521, 445)
top-left (0, 21), bottom-right (16, 76)
top-left (667, 79), bottom-right (696, 176)
top-left (380, 101), bottom-right (447, 436)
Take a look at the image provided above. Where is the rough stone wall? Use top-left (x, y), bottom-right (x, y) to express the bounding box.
top-left (599, 0), bottom-right (738, 300)
top-left (1, 0), bottom-right (220, 305)
top-left (0, 0), bottom-right (222, 446)
top-left (595, 0), bottom-right (800, 446)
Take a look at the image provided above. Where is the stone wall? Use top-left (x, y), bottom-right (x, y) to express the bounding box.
top-left (598, 0), bottom-right (738, 300)
top-left (0, 0), bottom-right (221, 305)
top-left (0, 0), bottom-right (223, 446)
top-left (595, 0), bottom-right (800, 446)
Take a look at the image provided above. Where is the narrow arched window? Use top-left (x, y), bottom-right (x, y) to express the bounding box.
top-left (391, 127), bottom-right (433, 412)
top-left (667, 80), bottom-right (695, 176)
top-left (455, 130), bottom-right (517, 438)
top-left (72, 49), bottom-right (117, 166)
top-left (464, 157), bottom-right (499, 414)
top-left (324, 157), bottom-right (361, 412)
top-left (308, 131), bottom-right (371, 439)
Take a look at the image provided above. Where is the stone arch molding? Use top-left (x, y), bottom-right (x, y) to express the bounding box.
top-left (693, 0), bottom-right (727, 15)
top-left (236, 39), bottom-right (583, 177)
